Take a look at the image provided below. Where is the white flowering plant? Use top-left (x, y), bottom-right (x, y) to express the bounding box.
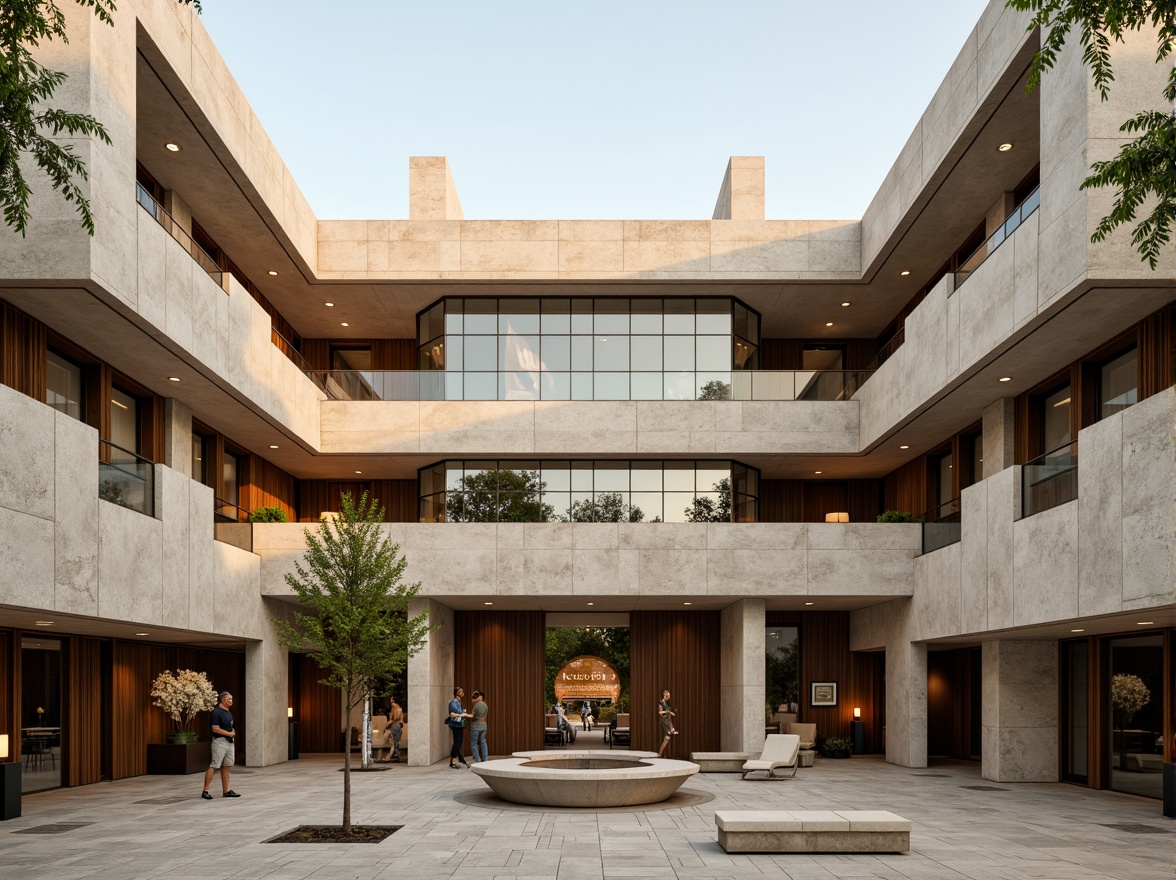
top-left (150, 669), bottom-right (218, 732)
top-left (1110, 673), bottom-right (1150, 729)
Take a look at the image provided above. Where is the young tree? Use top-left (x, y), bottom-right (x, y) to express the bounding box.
top-left (1, 1), bottom-right (201, 236)
top-left (275, 491), bottom-right (434, 836)
top-left (1005, 1), bottom-right (1176, 267)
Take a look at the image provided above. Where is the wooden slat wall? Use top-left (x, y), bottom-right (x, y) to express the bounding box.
top-left (297, 481), bottom-right (331, 522)
top-left (758, 339), bottom-right (876, 372)
top-left (301, 339), bottom-right (331, 371)
top-left (804, 482), bottom-right (849, 522)
top-left (1, 301), bottom-right (47, 399)
top-left (850, 650), bottom-right (886, 754)
top-left (243, 457), bottom-right (297, 520)
top-left (630, 611), bottom-right (720, 757)
top-left (454, 611), bottom-right (545, 756)
top-left (1139, 304), bottom-right (1173, 399)
top-left (927, 649), bottom-right (977, 758)
top-left (65, 637), bottom-right (103, 786)
top-left (175, 648), bottom-right (248, 765)
top-left (761, 480), bottom-right (880, 523)
top-left (297, 480), bottom-right (418, 523)
top-left (111, 642), bottom-right (171, 779)
top-left (372, 480), bottom-right (418, 522)
top-left (292, 654), bottom-right (344, 753)
top-left (798, 611), bottom-right (865, 743)
top-left (760, 479), bottom-right (802, 523)
top-left (884, 457), bottom-right (929, 515)
top-left (301, 339), bottom-right (417, 371)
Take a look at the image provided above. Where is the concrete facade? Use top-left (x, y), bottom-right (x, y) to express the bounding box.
top-left (0, 0), bottom-right (1171, 801)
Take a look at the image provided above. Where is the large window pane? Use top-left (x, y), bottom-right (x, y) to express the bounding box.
top-left (631, 299), bottom-right (663, 334)
top-left (631, 336), bottom-right (662, 372)
top-left (663, 298), bottom-right (694, 334)
top-left (110, 387), bottom-right (138, 455)
top-left (465, 336), bottom-right (497, 372)
top-left (696, 336), bottom-right (729, 371)
top-left (45, 351), bottom-right (84, 421)
top-left (1107, 634), bottom-right (1163, 799)
top-left (593, 298), bottom-right (628, 335)
top-left (541, 372), bottom-right (570, 400)
top-left (1042, 384), bottom-right (1072, 452)
top-left (1098, 348), bottom-right (1137, 420)
top-left (464, 298), bottom-right (498, 334)
top-left (664, 336), bottom-right (695, 371)
top-left (542, 336), bottom-right (570, 371)
top-left (594, 336), bottom-right (629, 371)
top-left (571, 336), bottom-right (593, 371)
top-left (766, 627), bottom-right (799, 715)
top-left (630, 373), bottom-right (663, 400)
top-left (541, 298), bottom-right (571, 334)
top-left (500, 335), bottom-right (541, 372)
top-left (594, 373), bottom-right (628, 399)
top-left (696, 299), bottom-right (732, 334)
top-left (499, 298), bottom-right (540, 334)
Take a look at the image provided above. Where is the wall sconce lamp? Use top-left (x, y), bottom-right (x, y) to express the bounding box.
top-left (825, 512), bottom-right (849, 523)
top-left (287, 707), bottom-right (294, 719)
top-left (853, 707), bottom-right (861, 719)
top-left (0, 735), bottom-right (7, 759)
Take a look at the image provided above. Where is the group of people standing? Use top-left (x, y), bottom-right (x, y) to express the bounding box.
top-left (446, 686), bottom-right (488, 768)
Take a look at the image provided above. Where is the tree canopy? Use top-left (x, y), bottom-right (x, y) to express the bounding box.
top-left (1005, 1), bottom-right (1176, 267)
top-left (445, 469), bottom-right (554, 523)
top-left (564, 491), bottom-right (645, 523)
top-left (683, 477), bottom-right (733, 523)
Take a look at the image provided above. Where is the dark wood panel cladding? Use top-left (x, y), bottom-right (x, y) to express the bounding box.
top-left (850, 650), bottom-right (885, 754)
top-left (242, 456), bottom-right (297, 520)
top-left (799, 611), bottom-right (874, 743)
top-left (761, 480), bottom-right (880, 523)
top-left (301, 339), bottom-right (331, 371)
top-left (630, 611), bottom-right (720, 757)
top-left (1, 301), bottom-right (46, 398)
top-left (454, 611), bottom-right (545, 756)
top-left (0, 630), bottom-right (12, 761)
top-left (292, 654), bottom-right (344, 753)
top-left (109, 642), bottom-right (245, 779)
top-left (65, 637), bottom-right (103, 786)
top-left (1139, 303), bottom-right (1173, 400)
top-left (760, 479), bottom-right (802, 523)
top-left (847, 480), bottom-right (883, 524)
top-left (758, 339), bottom-right (875, 372)
top-left (297, 480), bottom-right (418, 523)
top-left (927, 648), bottom-right (980, 759)
top-left (804, 482), bottom-right (849, 522)
top-left (301, 339), bottom-right (417, 371)
top-left (884, 458), bottom-right (928, 517)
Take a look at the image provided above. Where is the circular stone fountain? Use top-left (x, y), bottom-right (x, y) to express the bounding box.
top-left (470, 750), bottom-right (699, 807)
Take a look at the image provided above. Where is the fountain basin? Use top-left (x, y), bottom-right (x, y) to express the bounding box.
top-left (470, 750), bottom-right (699, 807)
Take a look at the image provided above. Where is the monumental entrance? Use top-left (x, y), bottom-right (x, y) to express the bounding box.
top-left (553, 655), bottom-right (621, 704)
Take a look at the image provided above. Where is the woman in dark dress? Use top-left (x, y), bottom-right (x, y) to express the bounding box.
top-left (657, 689), bottom-right (677, 757)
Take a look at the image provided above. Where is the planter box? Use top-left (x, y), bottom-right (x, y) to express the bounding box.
top-left (147, 741), bottom-right (211, 775)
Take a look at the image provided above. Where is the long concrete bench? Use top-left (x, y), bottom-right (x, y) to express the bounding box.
top-left (690, 751), bottom-right (754, 772)
top-left (715, 810), bottom-right (910, 853)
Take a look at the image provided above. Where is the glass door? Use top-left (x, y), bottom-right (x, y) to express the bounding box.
top-left (1107, 634), bottom-right (1163, 798)
top-left (21, 635), bottom-right (63, 792)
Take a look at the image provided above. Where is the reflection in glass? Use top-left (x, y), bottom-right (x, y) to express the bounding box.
top-left (1108, 634), bottom-right (1163, 799)
top-left (418, 459), bottom-right (759, 523)
top-left (1098, 348), bottom-right (1138, 420)
top-left (1042, 384), bottom-right (1072, 452)
top-left (45, 351), bottom-right (84, 421)
top-left (21, 636), bottom-right (62, 792)
top-left (766, 627), bottom-right (799, 715)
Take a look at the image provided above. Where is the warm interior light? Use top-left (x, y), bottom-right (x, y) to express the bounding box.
top-left (269, 444), bottom-right (279, 449)
top-left (165, 143), bottom-right (181, 152)
top-left (683, 602), bottom-right (693, 606)
top-left (320, 512), bottom-right (339, 522)
top-left (35, 621), bottom-right (54, 626)
top-left (0, 734), bottom-right (8, 760)
top-left (1137, 621), bottom-right (1154, 625)
top-left (814, 470), bottom-right (822, 475)
top-left (111, 398), bottom-right (128, 410)
top-left (998, 143), bottom-right (1013, 152)
top-left (586, 602), bottom-right (594, 606)
top-left (483, 602), bottom-right (493, 605)
top-left (135, 632), bottom-right (149, 636)
top-left (1071, 628), bottom-right (1085, 633)
top-left (900, 270), bottom-right (910, 276)
top-left (900, 445), bottom-right (910, 449)
top-left (998, 377), bottom-right (1012, 382)
top-left (341, 322), bottom-right (349, 327)
top-left (824, 322), bottom-right (833, 327)
top-left (268, 270), bottom-right (279, 276)
top-left (824, 512), bottom-right (849, 523)
top-left (804, 601), bottom-right (814, 606)
top-left (325, 302), bottom-right (335, 307)
top-left (853, 707), bottom-right (861, 719)
top-left (841, 302), bottom-right (851, 307)
top-left (287, 707), bottom-right (293, 718)
top-left (1052, 397), bottom-right (1071, 408)
top-left (354, 470), bottom-right (362, 474)
top-left (168, 376), bottom-right (180, 382)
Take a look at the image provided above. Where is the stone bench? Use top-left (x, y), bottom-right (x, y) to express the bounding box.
top-left (690, 751), bottom-right (754, 772)
top-left (715, 810), bottom-right (910, 854)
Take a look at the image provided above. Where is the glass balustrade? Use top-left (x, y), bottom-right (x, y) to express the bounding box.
top-left (135, 183), bottom-right (226, 289)
top-left (953, 187), bottom-right (1040, 292)
top-left (98, 439), bottom-right (154, 517)
top-left (305, 369), bottom-right (871, 402)
top-left (920, 496), bottom-right (961, 553)
top-left (1022, 441), bottom-right (1078, 517)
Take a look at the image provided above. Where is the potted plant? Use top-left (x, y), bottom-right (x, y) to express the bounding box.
top-left (876, 510), bottom-right (918, 523)
top-left (1110, 673), bottom-right (1150, 771)
top-left (249, 505), bottom-right (291, 523)
top-left (820, 736), bottom-right (853, 759)
top-left (150, 669), bottom-right (218, 744)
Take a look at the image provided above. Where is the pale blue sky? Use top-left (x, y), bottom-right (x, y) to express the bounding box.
top-left (199, 1), bottom-right (994, 220)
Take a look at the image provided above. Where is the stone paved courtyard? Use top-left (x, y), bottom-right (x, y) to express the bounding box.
top-left (1, 754), bottom-right (1173, 879)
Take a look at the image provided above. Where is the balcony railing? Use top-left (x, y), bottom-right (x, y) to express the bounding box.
top-left (920, 497), bottom-right (961, 554)
top-left (306, 369), bottom-right (872, 402)
top-left (214, 499), bottom-right (252, 552)
top-left (1022, 441), bottom-right (1078, 518)
top-left (98, 439), bottom-right (155, 517)
top-left (135, 182), bottom-right (227, 290)
top-left (866, 328), bottom-right (905, 371)
top-left (953, 187), bottom-right (1040, 292)
top-left (271, 327), bottom-right (311, 372)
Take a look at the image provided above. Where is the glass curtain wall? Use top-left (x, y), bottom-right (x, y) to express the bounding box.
top-left (45, 351), bottom-right (84, 421)
top-left (766, 626), bottom-right (799, 714)
top-left (1107, 634), bottom-right (1164, 799)
top-left (420, 460), bottom-right (758, 523)
top-left (1097, 348), bottom-right (1138, 420)
top-left (417, 297), bottom-right (760, 401)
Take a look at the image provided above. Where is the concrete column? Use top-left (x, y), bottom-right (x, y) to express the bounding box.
top-left (886, 640), bottom-right (927, 768)
top-left (720, 598), bottom-right (766, 752)
top-left (982, 640), bottom-right (1059, 782)
top-left (162, 398), bottom-right (193, 476)
top-left (712, 157), bottom-right (765, 220)
top-left (407, 597), bottom-right (454, 766)
top-left (982, 398), bottom-right (1016, 479)
top-left (244, 618), bottom-right (289, 767)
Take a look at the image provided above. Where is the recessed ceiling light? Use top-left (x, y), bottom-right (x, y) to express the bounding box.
top-left (998, 376), bottom-right (1012, 382)
top-left (35, 620), bottom-right (54, 626)
top-left (683, 602), bottom-right (693, 606)
top-left (341, 322), bottom-right (349, 327)
top-left (268, 270), bottom-right (278, 276)
top-left (1137, 621), bottom-right (1154, 625)
top-left (900, 270), bottom-right (910, 276)
top-left (165, 143), bottom-right (181, 152)
top-left (899, 445), bottom-right (909, 449)
top-left (269, 445), bottom-right (279, 449)
top-left (354, 470), bottom-right (362, 474)
top-left (825, 322), bottom-right (833, 327)
top-left (483, 602), bottom-right (493, 605)
top-left (804, 602), bottom-right (814, 606)
top-left (586, 602), bottom-right (594, 606)
top-left (168, 376), bottom-right (180, 382)
top-left (325, 302), bottom-right (335, 307)
top-left (135, 632), bottom-right (150, 636)
top-left (841, 302), bottom-right (851, 307)
top-left (814, 470), bottom-right (822, 475)
top-left (998, 143), bottom-right (1013, 152)
top-left (1071, 629), bottom-right (1085, 633)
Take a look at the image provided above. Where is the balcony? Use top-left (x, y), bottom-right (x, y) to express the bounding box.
top-left (1022, 441), bottom-right (1078, 518)
top-left (214, 499), bottom-right (253, 552)
top-left (919, 497), bottom-right (961, 554)
top-left (135, 183), bottom-right (227, 290)
top-left (952, 187), bottom-right (1039, 292)
top-left (98, 439), bottom-right (154, 517)
top-left (307, 369), bottom-right (872, 402)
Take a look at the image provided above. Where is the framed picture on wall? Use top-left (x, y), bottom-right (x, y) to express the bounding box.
top-left (811, 681), bottom-right (838, 707)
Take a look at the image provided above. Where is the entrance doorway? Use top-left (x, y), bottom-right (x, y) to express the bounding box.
top-left (546, 623), bottom-right (629, 750)
top-left (21, 635), bottom-right (62, 792)
top-left (1107, 634), bottom-right (1164, 798)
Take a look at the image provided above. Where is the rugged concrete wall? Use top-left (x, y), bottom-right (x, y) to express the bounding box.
top-left (720, 598), bottom-right (766, 753)
top-left (982, 640), bottom-right (1059, 782)
top-left (407, 598), bottom-right (455, 766)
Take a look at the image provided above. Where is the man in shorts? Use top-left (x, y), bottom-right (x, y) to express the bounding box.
top-left (201, 691), bottom-right (241, 799)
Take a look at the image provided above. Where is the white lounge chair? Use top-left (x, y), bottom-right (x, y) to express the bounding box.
top-left (741, 734), bottom-right (800, 780)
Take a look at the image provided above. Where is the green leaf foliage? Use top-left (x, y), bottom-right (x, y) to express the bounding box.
top-left (564, 491), bottom-right (645, 522)
top-left (876, 510), bottom-right (917, 523)
top-left (445, 468), bottom-right (554, 522)
top-left (683, 477), bottom-right (732, 522)
top-left (0, 1), bottom-right (200, 236)
top-left (1006, 1), bottom-right (1176, 267)
top-left (248, 505), bottom-right (290, 523)
top-left (274, 491), bottom-right (434, 833)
